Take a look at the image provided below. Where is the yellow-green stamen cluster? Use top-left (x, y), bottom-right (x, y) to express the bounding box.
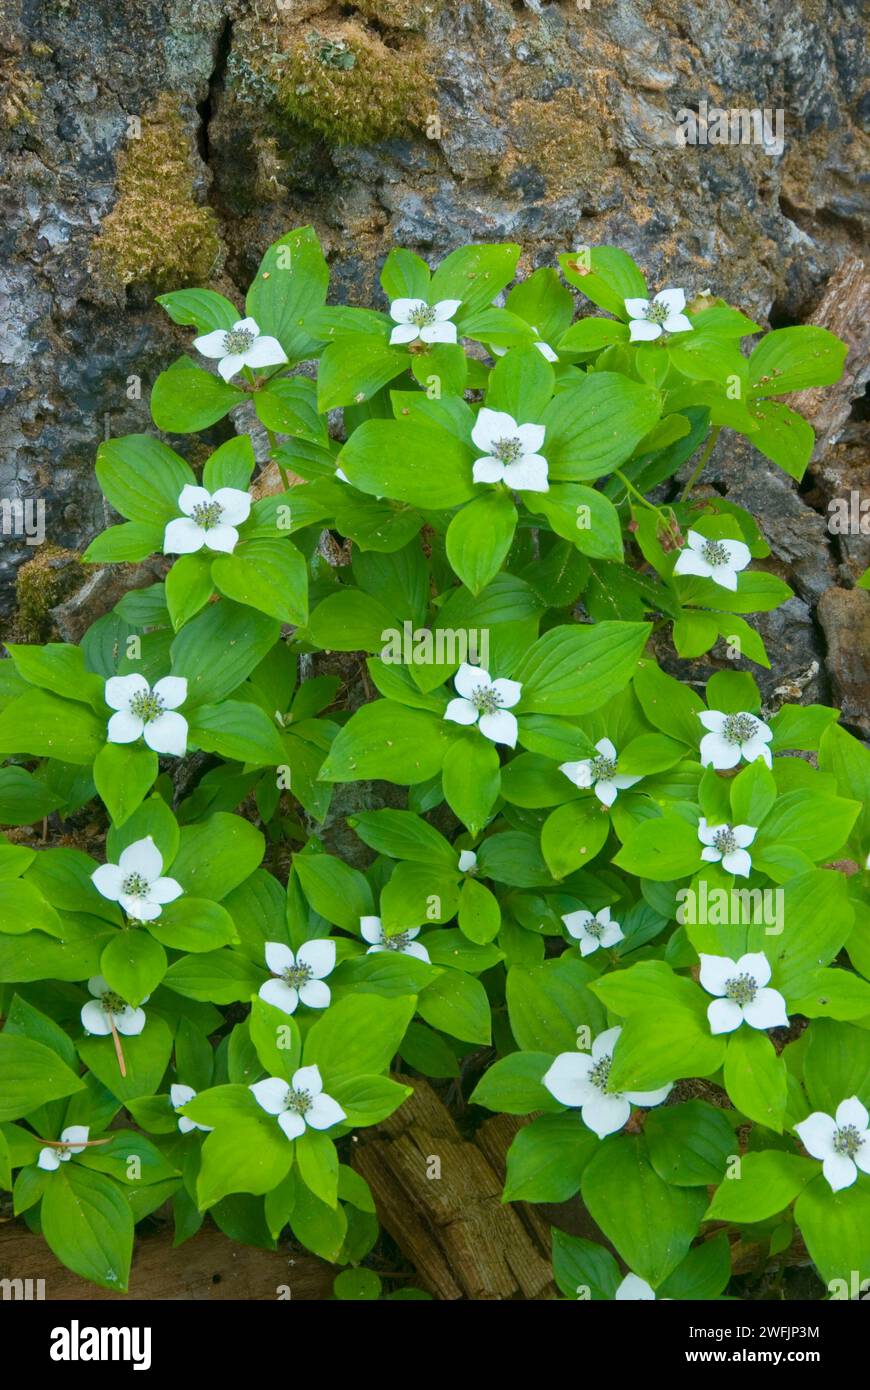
top-left (285, 1087), bottom-right (312, 1116)
top-left (409, 304), bottom-right (437, 328)
top-left (223, 327), bottom-right (255, 355)
top-left (832, 1125), bottom-right (863, 1159)
top-left (129, 691), bottom-right (164, 723)
top-left (493, 435), bottom-right (523, 464)
top-left (121, 872), bottom-right (149, 898)
top-left (190, 501), bottom-right (224, 530)
top-left (701, 539), bottom-right (730, 567)
top-left (724, 972), bottom-right (757, 1006)
top-left (723, 713), bottom-right (757, 744)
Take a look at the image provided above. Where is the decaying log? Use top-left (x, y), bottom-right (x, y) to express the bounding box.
top-left (352, 1076), bottom-right (558, 1300)
top-left (0, 1220), bottom-right (333, 1301)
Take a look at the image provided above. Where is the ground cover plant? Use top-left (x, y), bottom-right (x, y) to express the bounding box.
top-left (0, 229), bottom-right (867, 1301)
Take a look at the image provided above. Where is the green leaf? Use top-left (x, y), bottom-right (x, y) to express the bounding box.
top-left (212, 539), bottom-right (308, 625)
top-left (417, 969), bottom-right (491, 1043)
top-left (705, 1151), bottom-right (818, 1222)
top-left (92, 741), bottom-right (158, 827)
top-left (794, 1175), bottom-right (870, 1287)
top-left (318, 334), bottom-right (407, 411)
top-left (446, 492), bottom-right (517, 595)
top-left (331, 1073), bottom-right (411, 1127)
top-left (580, 1135), bottom-right (707, 1285)
top-left (188, 700), bottom-right (287, 766)
top-left (78, 1016), bottom-right (173, 1105)
top-left (645, 1101), bottom-right (735, 1186)
top-left (551, 1231), bottom-right (621, 1300)
top-left (746, 400), bottom-right (814, 480)
top-left (430, 242), bottom-right (520, 314)
top-left (0, 690), bottom-right (104, 765)
top-left (96, 433), bottom-right (196, 523)
top-left (558, 246), bottom-right (647, 318)
top-left (294, 852), bottom-right (373, 931)
top-left (506, 956), bottom-right (606, 1052)
top-left (503, 1112), bottom-right (598, 1202)
top-left (170, 601), bottom-right (280, 708)
top-left (612, 814), bottom-right (700, 879)
top-left (542, 373), bottom-right (661, 481)
top-left (319, 701), bottom-right (450, 785)
top-left (526, 484), bottom-right (623, 561)
top-left (339, 419), bottom-right (475, 508)
top-left (723, 1026), bottom-right (787, 1132)
top-left (149, 897), bottom-right (237, 953)
top-left (83, 520), bottom-right (164, 563)
top-left (457, 876), bottom-right (501, 944)
top-left (297, 1128), bottom-right (339, 1207)
top-left (0, 880), bottom-right (63, 936)
top-left (100, 931), bottom-right (167, 1006)
top-left (305, 589), bottom-right (397, 654)
top-left (163, 949), bottom-right (266, 1004)
top-left (541, 799), bottom-right (610, 878)
top-left (470, 1051), bottom-right (561, 1115)
top-left (197, 1112), bottom-right (294, 1208)
top-left (803, 1020), bottom-right (870, 1112)
top-left (245, 225), bottom-right (329, 362)
top-left (304, 994), bottom-right (416, 1087)
top-left (748, 326), bottom-right (847, 397)
top-left (0, 1034), bottom-right (85, 1120)
top-left (41, 1164), bottom-right (134, 1292)
top-left (381, 862), bottom-right (460, 932)
top-left (156, 287), bottom-right (239, 332)
top-left (515, 621), bottom-right (650, 715)
top-left (607, 1008), bottom-right (726, 1091)
top-left (169, 813), bottom-right (265, 901)
top-left (441, 734), bottom-right (501, 835)
top-left (348, 809), bottom-right (456, 868)
top-left (0, 767), bottom-right (65, 825)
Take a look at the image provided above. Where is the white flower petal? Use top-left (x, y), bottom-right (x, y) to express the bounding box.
top-left (732, 824), bottom-right (758, 848)
top-left (390, 323), bottom-right (419, 345)
top-left (432, 299), bottom-right (462, 321)
top-left (719, 539), bottom-right (752, 570)
top-left (594, 780), bottom-right (618, 807)
top-left (673, 548), bottom-right (712, 579)
top-left (743, 987), bottom-right (789, 1031)
top-left (297, 939), bottom-right (336, 979)
top-left (115, 1006), bottom-right (146, 1036)
top-left (212, 487), bottom-right (252, 526)
top-left (741, 736), bottom-right (772, 768)
top-left (91, 864), bottom-right (126, 901)
top-left (502, 455), bottom-right (549, 492)
top-left (234, 317), bottom-right (260, 336)
top-left (582, 1092), bottom-right (631, 1138)
top-left (243, 335), bottom-right (287, 370)
top-left (444, 696), bottom-right (479, 726)
top-left (628, 319), bottom-right (662, 342)
top-left (359, 916), bottom-right (383, 944)
top-left (150, 876), bottom-right (183, 905)
top-left (515, 422), bottom-right (546, 454)
top-left (105, 673), bottom-right (149, 711)
top-left (707, 998), bottom-right (744, 1034)
top-left (143, 711), bottom-right (188, 757)
top-left (293, 1064), bottom-right (323, 1097)
top-left (623, 1083), bottom-right (672, 1108)
top-left (700, 733), bottom-right (741, 769)
top-left (202, 524), bottom-right (239, 554)
top-left (615, 1273), bottom-right (655, 1300)
top-left (38, 1147), bottom-right (61, 1171)
top-left (81, 1000), bottom-right (112, 1035)
top-left (700, 846), bottom-right (722, 863)
top-left (306, 1093), bottom-right (346, 1130)
top-left (454, 661), bottom-right (491, 699)
top-left (490, 677), bottom-right (522, 709)
top-left (153, 676), bottom-right (187, 710)
top-left (654, 288), bottom-right (687, 315)
top-left (595, 738), bottom-right (617, 760)
top-left (170, 1084), bottom-right (196, 1108)
top-left (478, 708), bottom-right (518, 747)
top-left (298, 978), bottom-right (331, 1010)
top-left (795, 1111), bottom-right (837, 1160)
top-left (835, 1096), bottom-right (870, 1132)
top-left (559, 759), bottom-right (593, 788)
top-left (698, 954), bottom-right (736, 996)
top-left (119, 835), bottom-right (162, 881)
top-left (250, 1077), bottom-right (290, 1115)
top-left (822, 1152), bottom-right (857, 1192)
top-left (278, 1110), bottom-right (306, 1141)
top-left (697, 710), bottom-right (728, 732)
top-left (562, 910), bottom-right (593, 939)
top-left (663, 311), bottom-right (693, 334)
top-left (178, 485), bottom-right (212, 516)
top-left (217, 353), bottom-right (246, 382)
top-left (471, 408), bottom-right (517, 454)
top-left (624, 298), bottom-right (651, 319)
top-left (164, 517), bottom-right (206, 555)
top-left (420, 321), bottom-right (457, 344)
top-left (194, 329), bottom-right (232, 359)
top-left (264, 941), bottom-right (295, 974)
top-left (458, 850), bottom-right (477, 872)
top-left (61, 1125), bottom-right (90, 1152)
top-left (404, 940), bottom-right (431, 963)
top-left (737, 952), bottom-right (771, 987)
top-left (722, 848), bottom-right (752, 878)
top-left (107, 710), bottom-right (144, 745)
top-left (543, 1052), bottom-right (596, 1107)
top-left (472, 456), bottom-right (506, 485)
top-left (389, 298), bottom-right (425, 324)
top-left (710, 564), bottom-right (739, 591)
top-left (592, 1027), bottom-right (622, 1058)
top-left (259, 979), bottom-right (299, 1015)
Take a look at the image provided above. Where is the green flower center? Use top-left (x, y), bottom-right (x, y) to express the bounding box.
top-left (409, 305), bottom-right (437, 328)
top-left (713, 827), bottom-right (738, 856)
top-left (832, 1124), bottom-right (864, 1159)
top-left (121, 872), bottom-right (150, 898)
top-left (282, 963), bottom-right (313, 989)
top-left (493, 435), bottom-right (524, 464)
top-left (724, 972), bottom-right (758, 1006)
top-left (585, 916), bottom-right (606, 941)
top-left (285, 1087), bottom-right (312, 1116)
top-left (470, 684), bottom-right (503, 716)
top-left (223, 328), bottom-right (255, 355)
top-left (385, 931), bottom-right (412, 952)
top-left (589, 1055), bottom-right (613, 1092)
top-left (723, 713), bottom-right (758, 745)
top-left (702, 539), bottom-right (730, 567)
top-left (190, 501), bottom-right (224, 530)
top-left (129, 691), bottom-right (164, 723)
top-left (591, 754), bottom-right (617, 781)
top-left (100, 990), bottom-right (127, 1015)
top-left (644, 301), bottom-right (670, 325)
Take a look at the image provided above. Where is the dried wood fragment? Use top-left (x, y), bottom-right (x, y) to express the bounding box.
top-left (353, 1076), bottom-right (558, 1300)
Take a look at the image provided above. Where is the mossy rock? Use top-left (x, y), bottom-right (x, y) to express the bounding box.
top-left (95, 93), bottom-right (221, 292)
top-left (10, 545), bottom-right (86, 643)
top-left (277, 23), bottom-right (432, 145)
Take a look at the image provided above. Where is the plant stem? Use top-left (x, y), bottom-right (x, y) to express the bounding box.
top-left (612, 469), bottom-right (665, 517)
top-left (680, 425), bottom-right (721, 501)
top-left (266, 427), bottom-right (291, 490)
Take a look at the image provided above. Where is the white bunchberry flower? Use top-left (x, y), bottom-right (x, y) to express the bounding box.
top-left (443, 662), bottom-right (522, 748)
top-left (615, 1274), bottom-right (657, 1300)
top-left (699, 952), bottom-right (788, 1035)
top-left (104, 674), bottom-right (188, 757)
top-left (795, 1097), bottom-right (870, 1193)
top-left (559, 737), bottom-right (641, 807)
top-left (492, 328), bottom-right (558, 363)
top-left (458, 849), bottom-right (478, 873)
top-left (81, 976), bottom-right (148, 1037)
top-left (163, 484), bottom-right (251, 556)
top-left (193, 316), bottom-right (287, 382)
top-left (388, 297), bottom-right (462, 346)
top-left (562, 905), bottom-right (624, 957)
top-left (625, 288), bottom-right (692, 342)
top-left (258, 939), bottom-right (336, 1015)
top-left (673, 529), bottom-right (751, 591)
top-left (250, 1065), bottom-right (346, 1142)
top-left (698, 710), bottom-right (773, 770)
top-left (170, 1084), bottom-right (213, 1135)
top-left (471, 408), bottom-right (549, 492)
top-left (360, 915), bottom-right (430, 963)
top-left (543, 1026), bottom-right (672, 1139)
top-left (698, 818), bottom-right (757, 878)
top-left (91, 835), bottom-right (182, 922)
top-left (37, 1126), bottom-right (89, 1171)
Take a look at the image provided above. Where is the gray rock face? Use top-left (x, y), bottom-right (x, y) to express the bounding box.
top-left (1, 0), bottom-right (867, 717)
